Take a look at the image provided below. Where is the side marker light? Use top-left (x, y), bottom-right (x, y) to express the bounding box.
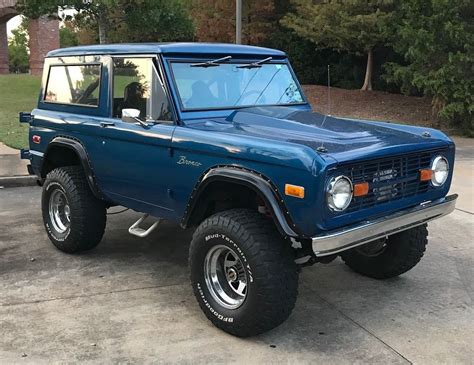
top-left (285, 184), bottom-right (305, 199)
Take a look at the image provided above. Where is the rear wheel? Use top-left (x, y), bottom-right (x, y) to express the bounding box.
top-left (42, 166), bottom-right (106, 253)
top-left (189, 209), bottom-right (298, 337)
top-left (341, 225), bottom-right (428, 279)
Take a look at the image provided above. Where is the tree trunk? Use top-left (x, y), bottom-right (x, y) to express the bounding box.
top-left (98, 11), bottom-right (108, 44)
top-left (361, 48), bottom-right (373, 91)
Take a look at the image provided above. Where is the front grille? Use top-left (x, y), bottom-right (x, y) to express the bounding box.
top-left (336, 150), bottom-right (443, 213)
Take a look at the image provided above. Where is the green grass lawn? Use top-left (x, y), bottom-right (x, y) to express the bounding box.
top-left (0, 74), bottom-right (41, 149)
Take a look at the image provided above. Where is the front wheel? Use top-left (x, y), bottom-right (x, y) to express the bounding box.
top-left (341, 224), bottom-right (428, 279)
top-left (189, 209), bottom-right (298, 337)
top-left (41, 166), bottom-right (106, 253)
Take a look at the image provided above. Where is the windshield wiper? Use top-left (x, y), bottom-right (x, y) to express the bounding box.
top-left (236, 57), bottom-right (273, 69)
top-left (190, 56), bottom-right (232, 68)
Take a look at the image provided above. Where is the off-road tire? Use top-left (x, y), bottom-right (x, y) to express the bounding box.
top-left (340, 224), bottom-right (428, 279)
top-left (42, 166), bottom-right (106, 253)
top-left (189, 209), bottom-right (298, 337)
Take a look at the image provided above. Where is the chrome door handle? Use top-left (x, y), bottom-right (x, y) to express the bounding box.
top-left (100, 121), bottom-right (115, 128)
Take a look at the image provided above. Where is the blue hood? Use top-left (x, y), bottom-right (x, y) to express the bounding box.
top-left (218, 107), bottom-right (452, 163)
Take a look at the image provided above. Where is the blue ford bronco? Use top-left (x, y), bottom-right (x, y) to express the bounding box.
top-left (20, 43), bottom-right (457, 337)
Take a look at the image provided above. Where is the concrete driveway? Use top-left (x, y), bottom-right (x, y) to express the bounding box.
top-left (1, 139), bottom-right (473, 364)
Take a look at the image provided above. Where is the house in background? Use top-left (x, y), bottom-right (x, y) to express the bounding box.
top-left (0, 0), bottom-right (59, 75)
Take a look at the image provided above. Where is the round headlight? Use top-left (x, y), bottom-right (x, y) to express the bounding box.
top-left (327, 176), bottom-right (353, 211)
top-left (431, 156), bottom-right (449, 186)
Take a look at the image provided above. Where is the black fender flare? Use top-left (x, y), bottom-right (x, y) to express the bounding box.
top-left (42, 136), bottom-right (103, 200)
top-left (181, 166), bottom-right (300, 237)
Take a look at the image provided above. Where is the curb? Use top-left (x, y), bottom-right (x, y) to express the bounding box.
top-left (0, 175), bottom-right (39, 188)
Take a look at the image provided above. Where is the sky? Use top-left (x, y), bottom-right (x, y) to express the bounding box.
top-left (6, 15), bottom-right (21, 37)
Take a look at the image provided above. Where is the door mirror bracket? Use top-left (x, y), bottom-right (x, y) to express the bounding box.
top-left (121, 108), bottom-right (152, 127)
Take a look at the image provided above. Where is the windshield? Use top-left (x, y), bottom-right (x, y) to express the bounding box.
top-left (170, 61), bottom-right (304, 110)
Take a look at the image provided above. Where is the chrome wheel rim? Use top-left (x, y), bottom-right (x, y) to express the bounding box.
top-left (48, 189), bottom-right (71, 234)
top-left (204, 245), bottom-right (248, 309)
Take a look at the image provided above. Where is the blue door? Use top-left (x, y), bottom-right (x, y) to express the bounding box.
top-left (92, 56), bottom-right (177, 219)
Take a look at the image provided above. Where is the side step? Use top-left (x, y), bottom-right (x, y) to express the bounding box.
top-left (128, 214), bottom-right (162, 238)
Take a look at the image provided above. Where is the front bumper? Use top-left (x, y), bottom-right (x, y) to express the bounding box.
top-left (312, 194), bottom-right (457, 257)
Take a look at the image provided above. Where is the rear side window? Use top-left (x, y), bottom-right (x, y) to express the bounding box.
top-left (44, 64), bottom-right (101, 106)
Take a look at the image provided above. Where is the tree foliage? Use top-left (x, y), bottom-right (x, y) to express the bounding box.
top-left (385, 0), bottom-right (474, 133)
top-left (16, 0), bottom-right (118, 43)
top-left (15, 0), bottom-right (59, 19)
top-left (59, 21), bottom-right (79, 48)
top-left (267, 30), bottom-right (366, 87)
top-left (71, 0), bottom-right (119, 44)
top-left (190, 0), bottom-right (276, 44)
top-left (16, 0), bottom-right (194, 44)
top-left (122, 0), bottom-right (194, 42)
top-left (8, 18), bottom-right (29, 73)
top-left (281, 0), bottom-right (395, 90)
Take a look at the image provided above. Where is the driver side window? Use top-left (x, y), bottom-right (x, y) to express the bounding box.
top-left (112, 57), bottom-right (172, 121)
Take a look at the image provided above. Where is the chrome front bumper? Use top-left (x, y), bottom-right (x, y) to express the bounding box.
top-left (312, 194), bottom-right (458, 257)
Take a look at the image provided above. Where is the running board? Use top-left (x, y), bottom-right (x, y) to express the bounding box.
top-left (128, 214), bottom-right (161, 238)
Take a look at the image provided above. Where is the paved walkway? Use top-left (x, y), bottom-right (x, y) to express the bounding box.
top-left (0, 142), bottom-right (28, 177)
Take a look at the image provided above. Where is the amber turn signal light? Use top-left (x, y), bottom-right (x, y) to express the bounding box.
top-left (285, 184), bottom-right (305, 199)
top-left (420, 169), bottom-right (433, 182)
top-left (353, 182), bottom-right (369, 197)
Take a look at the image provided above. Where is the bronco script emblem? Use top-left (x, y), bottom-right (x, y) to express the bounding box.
top-left (177, 155), bottom-right (202, 167)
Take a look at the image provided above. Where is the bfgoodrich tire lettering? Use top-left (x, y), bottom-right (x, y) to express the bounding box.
top-left (189, 209), bottom-right (298, 337)
top-left (41, 166), bottom-right (106, 253)
top-left (341, 224), bottom-right (428, 279)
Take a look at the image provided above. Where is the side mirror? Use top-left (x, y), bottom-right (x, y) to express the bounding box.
top-left (121, 108), bottom-right (141, 123)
